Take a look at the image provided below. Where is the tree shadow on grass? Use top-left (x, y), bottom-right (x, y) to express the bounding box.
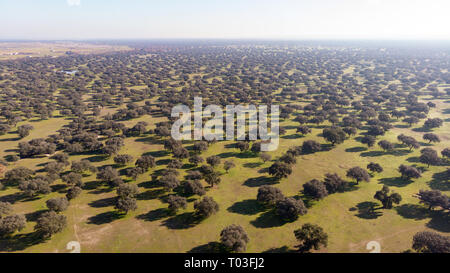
top-left (297, 194), bottom-right (316, 209)
top-left (281, 134), bottom-right (303, 140)
top-left (136, 208), bottom-right (170, 222)
top-left (250, 210), bottom-right (287, 228)
top-left (224, 143), bottom-right (237, 149)
top-left (0, 192), bottom-right (24, 204)
top-left (354, 201), bottom-right (383, 219)
top-left (388, 149), bottom-right (413, 156)
top-left (137, 180), bottom-right (161, 189)
top-left (243, 176), bottom-right (278, 187)
top-left (0, 137), bottom-right (20, 142)
top-left (379, 177), bottom-right (414, 187)
top-left (428, 170), bottom-right (450, 191)
top-left (360, 151), bottom-right (384, 157)
top-left (25, 209), bottom-right (47, 222)
top-left (21, 196), bottom-right (42, 203)
top-left (243, 162), bottom-right (263, 168)
top-left (88, 197), bottom-right (116, 208)
top-left (218, 151), bottom-right (255, 159)
top-left (263, 246), bottom-right (295, 253)
top-left (119, 167), bottom-right (133, 176)
top-left (217, 152), bottom-right (238, 159)
top-left (151, 112), bottom-right (167, 119)
top-left (143, 150), bottom-right (169, 158)
top-left (396, 204), bottom-right (450, 232)
top-left (35, 167), bottom-right (47, 174)
top-left (406, 156), bottom-right (420, 163)
top-left (412, 127), bottom-right (431, 133)
top-left (188, 242), bottom-right (227, 253)
top-left (342, 182), bottom-right (360, 193)
top-left (361, 149), bottom-right (411, 157)
top-left (320, 143), bottom-right (334, 152)
top-left (136, 189), bottom-right (166, 200)
top-left (86, 155), bottom-right (109, 162)
top-left (314, 125), bottom-right (328, 129)
top-left (4, 154), bottom-right (19, 162)
top-left (135, 136), bottom-right (163, 145)
top-left (87, 211), bottom-right (123, 225)
top-left (426, 212), bottom-right (450, 232)
top-left (0, 232), bottom-right (44, 252)
top-left (345, 146), bottom-right (367, 153)
top-left (83, 180), bottom-right (103, 190)
top-left (156, 159), bottom-right (171, 166)
top-left (418, 142), bottom-right (433, 147)
top-left (227, 199), bottom-right (263, 215)
top-left (416, 165), bottom-right (428, 173)
top-left (236, 152), bottom-right (257, 159)
top-left (88, 187), bottom-right (114, 195)
top-left (182, 163), bottom-right (195, 169)
top-left (395, 204), bottom-right (429, 220)
top-left (162, 212), bottom-right (199, 229)
top-left (50, 183), bottom-right (67, 193)
top-left (283, 125), bottom-right (298, 130)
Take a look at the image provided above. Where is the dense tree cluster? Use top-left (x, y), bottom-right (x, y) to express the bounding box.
top-left (301, 140), bottom-right (321, 154)
top-left (220, 224), bottom-right (249, 253)
top-left (378, 140), bottom-right (394, 152)
top-left (257, 185), bottom-right (285, 206)
top-left (275, 197), bottom-right (307, 221)
top-left (303, 179), bottom-right (328, 200)
top-left (322, 127), bottom-right (346, 145)
top-left (415, 190), bottom-right (449, 210)
top-left (183, 180), bottom-right (206, 196)
top-left (294, 223), bottom-right (328, 252)
top-left (367, 162), bottom-right (383, 174)
top-left (167, 195), bottom-right (187, 214)
top-left (412, 231), bottom-right (450, 253)
top-left (19, 139), bottom-right (56, 158)
top-left (46, 197), bottom-right (69, 213)
top-left (398, 165), bottom-right (421, 180)
top-left (397, 134), bottom-right (420, 151)
top-left (419, 148), bottom-right (441, 167)
top-left (194, 197), bottom-right (219, 219)
top-left (346, 167), bottom-right (370, 184)
top-left (424, 118), bottom-right (443, 129)
top-left (268, 161), bottom-right (292, 179)
top-left (374, 186), bottom-right (402, 209)
top-left (0, 41), bottom-right (448, 252)
top-left (97, 166), bottom-right (123, 187)
top-left (323, 173), bottom-right (348, 193)
top-left (0, 214), bottom-right (26, 237)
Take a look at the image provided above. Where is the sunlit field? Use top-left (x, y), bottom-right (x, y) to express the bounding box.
top-left (0, 43), bottom-right (448, 253)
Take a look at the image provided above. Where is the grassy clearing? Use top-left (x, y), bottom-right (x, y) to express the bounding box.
top-left (1, 94), bottom-right (448, 253)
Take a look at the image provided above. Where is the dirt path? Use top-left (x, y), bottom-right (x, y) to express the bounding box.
top-left (72, 205), bottom-right (81, 243)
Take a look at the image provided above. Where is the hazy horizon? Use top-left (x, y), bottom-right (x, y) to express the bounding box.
top-left (1, 0), bottom-right (449, 40)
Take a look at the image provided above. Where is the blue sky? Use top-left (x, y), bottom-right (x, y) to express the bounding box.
top-left (0, 0), bottom-right (449, 40)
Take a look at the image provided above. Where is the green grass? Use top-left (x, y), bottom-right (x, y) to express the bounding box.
top-left (0, 95), bottom-right (448, 253)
